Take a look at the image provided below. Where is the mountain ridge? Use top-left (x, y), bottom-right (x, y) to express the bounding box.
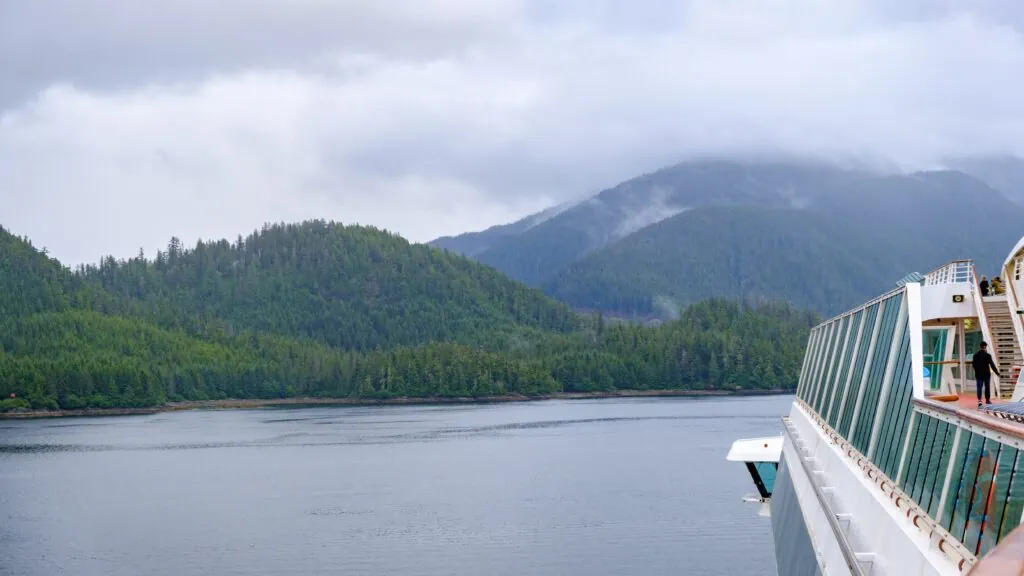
top-left (430, 159), bottom-right (1024, 317)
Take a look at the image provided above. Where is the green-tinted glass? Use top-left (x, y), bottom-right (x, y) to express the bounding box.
top-left (839, 302), bottom-right (879, 439)
top-left (853, 295), bottom-right (901, 452)
top-left (979, 446), bottom-right (1017, 556)
top-left (999, 451), bottom-right (1024, 542)
top-left (921, 416), bottom-right (950, 510)
top-left (950, 433), bottom-right (986, 541)
top-left (905, 415), bottom-right (934, 496)
top-left (939, 430), bottom-right (971, 529)
top-left (963, 438), bottom-right (1001, 554)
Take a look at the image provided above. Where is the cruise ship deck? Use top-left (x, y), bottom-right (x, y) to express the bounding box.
top-left (730, 239), bottom-right (1024, 575)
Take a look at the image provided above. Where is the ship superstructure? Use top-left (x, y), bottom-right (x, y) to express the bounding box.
top-left (730, 238), bottom-right (1024, 575)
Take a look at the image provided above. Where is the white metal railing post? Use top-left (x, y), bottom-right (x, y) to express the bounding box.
top-left (907, 282), bottom-right (926, 400)
top-left (958, 319), bottom-right (967, 397)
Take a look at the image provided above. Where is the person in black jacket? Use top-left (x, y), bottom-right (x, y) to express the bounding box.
top-left (972, 341), bottom-right (1001, 407)
top-left (980, 276), bottom-right (990, 297)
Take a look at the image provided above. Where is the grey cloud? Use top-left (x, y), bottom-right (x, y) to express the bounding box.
top-left (0, 0), bottom-right (523, 108)
top-left (3, 0), bottom-right (1024, 265)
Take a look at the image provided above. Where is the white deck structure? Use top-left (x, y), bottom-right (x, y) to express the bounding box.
top-left (729, 238), bottom-right (1024, 575)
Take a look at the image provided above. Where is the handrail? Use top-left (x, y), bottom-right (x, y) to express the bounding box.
top-left (915, 397), bottom-right (1024, 442)
top-left (782, 418), bottom-right (867, 576)
top-left (1001, 259), bottom-right (1024, 400)
top-left (924, 260), bottom-right (974, 286)
top-left (812, 283), bottom-right (909, 328)
top-left (970, 263), bottom-right (1002, 397)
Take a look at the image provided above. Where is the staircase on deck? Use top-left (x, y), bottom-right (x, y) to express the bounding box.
top-left (983, 296), bottom-right (1023, 399)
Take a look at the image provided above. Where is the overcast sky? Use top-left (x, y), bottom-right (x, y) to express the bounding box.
top-left (2, 0), bottom-right (1024, 264)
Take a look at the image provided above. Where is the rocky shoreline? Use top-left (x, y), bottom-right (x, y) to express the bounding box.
top-left (0, 388), bottom-right (793, 419)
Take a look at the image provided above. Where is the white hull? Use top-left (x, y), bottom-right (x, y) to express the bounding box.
top-left (773, 403), bottom-right (959, 575)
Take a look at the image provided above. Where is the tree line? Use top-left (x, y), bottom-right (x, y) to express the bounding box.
top-left (0, 222), bottom-right (816, 411)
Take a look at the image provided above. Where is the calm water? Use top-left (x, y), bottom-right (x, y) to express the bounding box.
top-left (0, 395), bottom-right (789, 576)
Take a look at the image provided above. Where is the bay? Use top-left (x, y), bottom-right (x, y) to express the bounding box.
top-left (0, 395), bottom-right (788, 575)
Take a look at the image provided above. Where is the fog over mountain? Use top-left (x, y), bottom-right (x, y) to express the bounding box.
top-left (3, 0), bottom-right (1024, 264)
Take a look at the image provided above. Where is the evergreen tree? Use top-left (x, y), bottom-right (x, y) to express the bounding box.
top-left (0, 223), bottom-right (816, 411)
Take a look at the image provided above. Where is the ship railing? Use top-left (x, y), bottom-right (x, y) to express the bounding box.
top-left (1002, 256), bottom-right (1024, 400)
top-left (798, 398), bottom-right (978, 572)
top-left (969, 262), bottom-right (1003, 397)
top-left (916, 397), bottom-right (1024, 444)
top-left (910, 397), bottom-right (1024, 564)
top-left (923, 260), bottom-right (974, 286)
top-left (802, 394), bottom-right (1024, 573)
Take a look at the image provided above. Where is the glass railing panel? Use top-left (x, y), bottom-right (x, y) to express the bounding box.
top-left (839, 302), bottom-right (880, 438)
top-left (821, 315), bottom-right (852, 415)
top-left (874, 323), bottom-right (904, 467)
top-left (812, 320), bottom-right (834, 410)
top-left (887, 335), bottom-right (916, 478)
top-left (919, 419), bottom-right (950, 514)
top-left (799, 327), bottom-right (825, 401)
top-left (950, 433), bottom-right (986, 541)
top-left (900, 413), bottom-right (927, 491)
top-left (853, 293), bottom-right (903, 452)
top-left (797, 329), bottom-right (822, 400)
top-left (964, 437), bottom-right (1002, 554)
top-left (999, 452), bottom-right (1024, 542)
top-left (853, 300), bottom-right (893, 449)
top-left (828, 310), bottom-right (862, 428)
top-left (940, 430), bottom-right (973, 529)
top-left (877, 321), bottom-right (913, 476)
top-left (978, 446), bottom-right (1017, 556)
top-left (813, 319), bottom-right (844, 413)
top-left (898, 408), bottom-right (1024, 556)
top-left (808, 321), bottom-right (836, 410)
top-left (928, 422), bottom-right (956, 520)
top-left (904, 414), bottom-right (936, 495)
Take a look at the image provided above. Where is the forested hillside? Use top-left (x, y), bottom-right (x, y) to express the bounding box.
top-left (430, 203), bottom-right (573, 258)
top-left (0, 226), bottom-right (75, 317)
top-left (434, 160), bottom-right (1024, 317)
top-left (0, 222), bottom-right (816, 412)
top-left (0, 300), bottom-right (814, 411)
top-left (75, 221), bottom-right (580, 350)
top-left (0, 309), bottom-right (563, 410)
top-left (543, 206), bottom-right (902, 316)
top-left (463, 160), bottom-right (862, 286)
top-left (948, 156), bottom-right (1024, 206)
top-left (540, 300), bottom-right (814, 393)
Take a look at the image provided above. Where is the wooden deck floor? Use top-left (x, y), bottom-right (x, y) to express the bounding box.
top-left (956, 392), bottom-right (1004, 410)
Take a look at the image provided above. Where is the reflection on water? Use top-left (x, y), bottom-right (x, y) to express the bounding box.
top-left (0, 395), bottom-right (788, 576)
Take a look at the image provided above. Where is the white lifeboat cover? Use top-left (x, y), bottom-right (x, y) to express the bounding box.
top-left (726, 436), bottom-right (783, 463)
